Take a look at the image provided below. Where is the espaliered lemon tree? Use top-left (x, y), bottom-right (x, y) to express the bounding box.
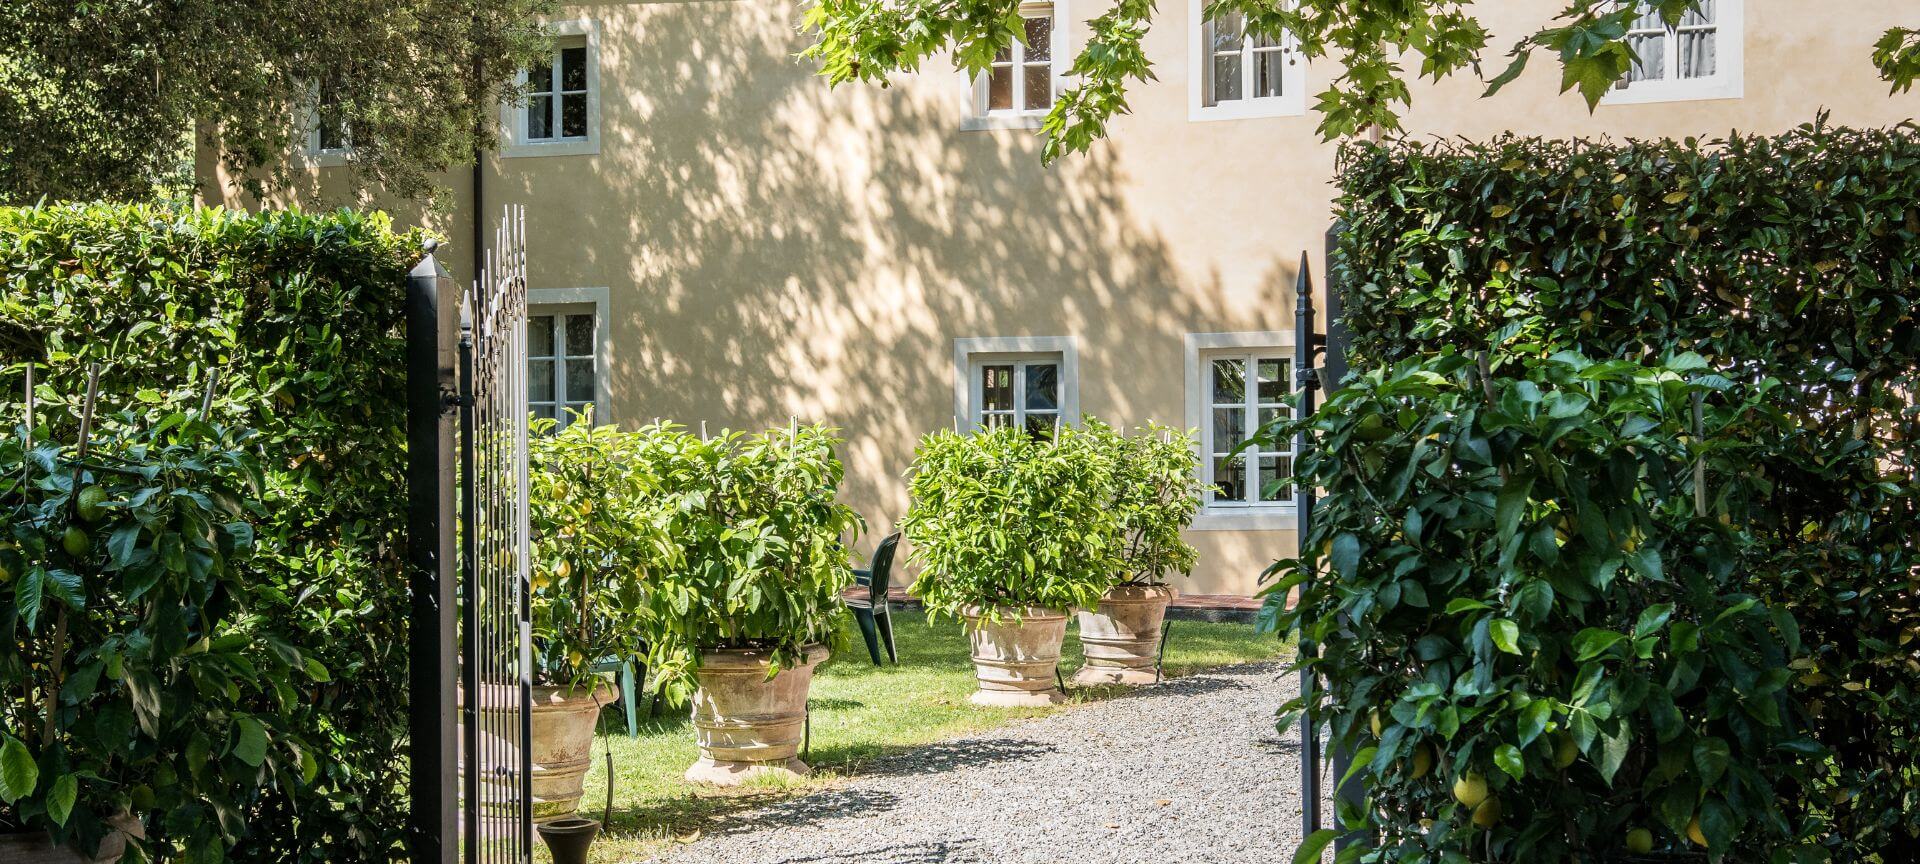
top-left (1269, 346), bottom-right (1813, 861)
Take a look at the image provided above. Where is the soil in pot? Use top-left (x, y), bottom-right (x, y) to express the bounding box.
top-left (686, 644), bottom-right (830, 787)
top-left (465, 679), bottom-right (617, 823)
top-left (1071, 584), bottom-right (1175, 686)
top-left (962, 606), bottom-right (1068, 707)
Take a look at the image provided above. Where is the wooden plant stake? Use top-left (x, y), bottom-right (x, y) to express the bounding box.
top-left (43, 363), bottom-right (100, 746)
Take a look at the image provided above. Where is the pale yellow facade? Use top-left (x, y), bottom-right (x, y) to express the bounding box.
top-left (202, 0), bottom-right (1919, 597)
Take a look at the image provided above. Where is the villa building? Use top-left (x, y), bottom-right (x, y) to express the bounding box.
top-left (200, 0), bottom-right (1918, 596)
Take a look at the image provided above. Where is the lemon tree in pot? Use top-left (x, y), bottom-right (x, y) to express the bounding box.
top-left (517, 415), bottom-right (668, 822)
top-left (901, 425), bottom-right (1122, 707)
top-left (1071, 421), bottom-right (1199, 686)
top-left (634, 423), bottom-right (860, 787)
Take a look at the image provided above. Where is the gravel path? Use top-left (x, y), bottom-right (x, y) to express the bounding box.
top-left (648, 661), bottom-right (1307, 864)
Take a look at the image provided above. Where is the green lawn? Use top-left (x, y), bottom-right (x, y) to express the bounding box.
top-left (547, 609), bottom-right (1287, 863)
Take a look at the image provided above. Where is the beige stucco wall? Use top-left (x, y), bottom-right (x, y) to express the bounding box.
top-left (200, 0), bottom-right (1918, 597)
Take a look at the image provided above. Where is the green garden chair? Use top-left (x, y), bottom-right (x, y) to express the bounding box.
top-left (588, 655), bottom-right (647, 737)
top-left (846, 532), bottom-right (900, 665)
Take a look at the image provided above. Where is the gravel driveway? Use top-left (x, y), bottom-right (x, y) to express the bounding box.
top-left (647, 661), bottom-right (1308, 864)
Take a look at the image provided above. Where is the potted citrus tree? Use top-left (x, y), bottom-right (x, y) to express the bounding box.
top-left (517, 415), bottom-right (667, 821)
top-left (900, 425), bottom-right (1122, 706)
top-left (635, 422), bottom-right (860, 786)
top-left (1071, 421), bottom-right (1199, 685)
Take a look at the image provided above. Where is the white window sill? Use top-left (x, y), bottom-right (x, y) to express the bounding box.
top-left (1189, 99), bottom-right (1306, 123)
top-left (306, 149), bottom-right (352, 168)
top-left (961, 113), bottom-right (1047, 132)
top-left (500, 138), bottom-right (600, 159)
top-left (1600, 79), bottom-right (1742, 106)
top-left (1191, 506), bottom-right (1297, 532)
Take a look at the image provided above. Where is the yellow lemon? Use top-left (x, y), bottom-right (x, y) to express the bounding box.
top-left (1626, 827), bottom-right (1654, 854)
top-left (1410, 744), bottom-right (1433, 780)
top-left (1370, 710), bottom-right (1384, 738)
top-left (1453, 773), bottom-right (1489, 808)
top-left (1472, 797), bottom-right (1502, 829)
top-left (1687, 816), bottom-right (1707, 848)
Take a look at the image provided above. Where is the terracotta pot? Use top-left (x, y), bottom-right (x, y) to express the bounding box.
top-left (962, 605), bottom-right (1068, 707)
top-left (685, 644), bottom-right (830, 786)
top-left (0, 812), bottom-right (142, 863)
top-left (466, 679), bottom-right (616, 824)
top-left (1072, 584), bottom-right (1176, 686)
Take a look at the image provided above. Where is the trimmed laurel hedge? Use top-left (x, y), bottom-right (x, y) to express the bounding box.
top-left (1273, 120), bottom-right (1920, 863)
top-left (0, 204), bottom-right (426, 862)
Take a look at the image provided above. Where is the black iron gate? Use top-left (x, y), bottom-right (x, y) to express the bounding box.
top-left (408, 206), bottom-right (535, 864)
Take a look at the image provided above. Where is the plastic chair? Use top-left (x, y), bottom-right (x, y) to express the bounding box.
top-left (847, 533), bottom-right (900, 665)
top-left (587, 655), bottom-right (646, 737)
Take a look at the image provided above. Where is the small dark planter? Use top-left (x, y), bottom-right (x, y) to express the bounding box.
top-left (536, 817), bottom-right (600, 864)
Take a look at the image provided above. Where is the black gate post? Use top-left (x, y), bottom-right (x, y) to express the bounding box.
top-left (406, 247), bottom-right (460, 864)
top-left (1294, 252), bottom-right (1323, 837)
top-left (1323, 221), bottom-right (1370, 853)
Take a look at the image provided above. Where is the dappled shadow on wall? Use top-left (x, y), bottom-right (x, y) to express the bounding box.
top-left (479, 0), bottom-right (1301, 533)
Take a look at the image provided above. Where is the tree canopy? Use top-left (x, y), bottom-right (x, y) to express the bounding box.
top-left (0, 0), bottom-right (553, 204)
top-left (802, 0), bottom-right (1920, 162)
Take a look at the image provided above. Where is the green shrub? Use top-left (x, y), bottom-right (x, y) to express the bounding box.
top-left (527, 414), bottom-right (672, 691)
top-left (1283, 121), bottom-right (1920, 861)
top-left (0, 405), bottom-right (330, 862)
top-left (0, 203), bottom-right (427, 862)
top-left (633, 422), bottom-right (861, 689)
top-left (900, 426), bottom-right (1122, 621)
top-left (1085, 419), bottom-right (1201, 587)
top-left (1270, 347), bottom-right (1820, 861)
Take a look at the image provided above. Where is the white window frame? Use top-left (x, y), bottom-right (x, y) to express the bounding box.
top-left (1188, 1), bottom-right (1307, 121)
top-left (527, 287), bottom-right (612, 426)
top-left (1601, 0), bottom-right (1742, 106)
top-left (952, 336), bottom-right (1079, 433)
top-left (501, 19), bottom-right (602, 158)
top-left (1184, 332), bottom-right (1296, 530)
top-left (962, 1), bottom-right (1069, 132)
top-left (300, 83), bottom-right (352, 168)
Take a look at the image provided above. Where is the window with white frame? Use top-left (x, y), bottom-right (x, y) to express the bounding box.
top-left (954, 337), bottom-right (1078, 434)
top-left (1204, 352), bottom-right (1294, 507)
top-left (528, 309), bottom-right (599, 426)
top-left (504, 20), bottom-right (600, 156)
top-left (526, 38), bottom-right (590, 142)
top-left (1605, 0), bottom-right (1741, 104)
top-left (1189, 2), bottom-right (1305, 120)
top-left (303, 81), bottom-right (351, 162)
top-left (972, 3), bottom-right (1061, 123)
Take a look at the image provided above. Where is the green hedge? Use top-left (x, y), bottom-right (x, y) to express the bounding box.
top-left (0, 203), bottom-right (427, 862)
top-left (1273, 121), bottom-right (1920, 862)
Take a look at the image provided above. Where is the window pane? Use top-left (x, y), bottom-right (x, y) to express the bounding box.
top-left (1023, 63), bottom-right (1052, 110)
top-left (1023, 16), bottom-right (1052, 62)
top-left (561, 94), bottom-right (588, 138)
top-left (564, 314), bottom-right (594, 356)
top-left (981, 365), bottom-right (1014, 412)
top-left (1212, 456), bottom-right (1245, 502)
top-left (1682, 0), bottom-right (1715, 26)
top-left (528, 61), bottom-right (554, 95)
top-left (1258, 456), bottom-right (1292, 503)
top-left (533, 403), bottom-right (558, 421)
top-left (982, 412), bottom-right (1014, 430)
top-left (1210, 14), bottom-right (1245, 52)
top-left (528, 316), bottom-right (556, 356)
top-left (561, 46), bottom-right (588, 91)
top-left (1678, 30), bottom-right (1715, 78)
top-left (1254, 49), bottom-right (1285, 98)
top-left (1257, 359), bottom-right (1287, 403)
top-left (529, 359), bottom-right (556, 403)
top-left (565, 359), bottom-right (596, 402)
top-left (1025, 363), bottom-right (1059, 411)
top-left (1626, 32), bottom-right (1665, 82)
top-left (1211, 54), bottom-right (1243, 103)
top-left (1213, 407), bottom-right (1246, 449)
top-left (1258, 406), bottom-right (1286, 436)
top-left (987, 67), bottom-right (1013, 110)
top-left (1212, 359), bottom-right (1245, 402)
top-left (1025, 411), bottom-right (1060, 438)
top-left (528, 96), bottom-right (554, 139)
